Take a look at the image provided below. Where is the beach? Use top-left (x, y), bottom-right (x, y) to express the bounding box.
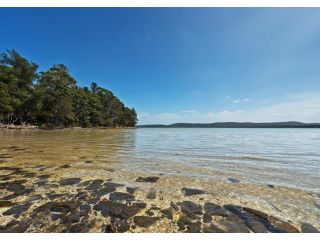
top-left (0, 129), bottom-right (319, 232)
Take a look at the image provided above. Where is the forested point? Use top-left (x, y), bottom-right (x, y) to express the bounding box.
top-left (0, 49), bottom-right (137, 128)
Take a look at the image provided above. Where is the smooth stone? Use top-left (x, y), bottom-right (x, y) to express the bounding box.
top-left (136, 176), bottom-right (159, 183)
top-left (228, 178), bottom-right (240, 183)
top-left (178, 201), bottom-right (203, 215)
top-left (133, 216), bottom-right (159, 228)
top-left (59, 178), bottom-right (81, 185)
top-left (181, 187), bottom-right (205, 196)
top-left (109, 192), bottom-right (135, 202)
top-left (204, 202), bottom-right (230, 217)
top-left (300, 222), bottom-right (319, 233)
top-left (126, 187), bottom-right (138, 194)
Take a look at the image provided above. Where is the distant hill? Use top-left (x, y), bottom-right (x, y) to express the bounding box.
top-left (138, 121), bottom-right (320, 128)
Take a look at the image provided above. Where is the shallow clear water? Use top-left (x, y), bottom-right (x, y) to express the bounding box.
top-left (117, 128), bottom-right (320, 193)
top-left (1, 128), bottom-right (319, 193)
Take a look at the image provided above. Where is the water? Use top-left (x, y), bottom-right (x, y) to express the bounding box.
top-left (1, 128), bottom-right (319, 193)
top-left (118, 128), bottom-right (320, 193)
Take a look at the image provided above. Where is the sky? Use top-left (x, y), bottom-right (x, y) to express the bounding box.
top-left (0, 8), bottom-right (320, 124)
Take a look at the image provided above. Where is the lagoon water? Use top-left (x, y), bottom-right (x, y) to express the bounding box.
top-left (1, 128), bottom-right (320, 193)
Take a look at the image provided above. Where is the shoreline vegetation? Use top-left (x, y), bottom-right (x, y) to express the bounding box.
top-left (138, 121), bottom-right (320, 128)
top-left (0, 49), bottom-right (137, 129)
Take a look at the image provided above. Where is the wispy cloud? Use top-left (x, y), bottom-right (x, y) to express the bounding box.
top-left (232, 98), bottom-right (251, 104)
top-left (138, 92), bottom-right (320, 124)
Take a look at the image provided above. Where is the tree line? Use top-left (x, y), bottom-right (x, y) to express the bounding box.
top-left (0, 49), bottom-right (137, 128)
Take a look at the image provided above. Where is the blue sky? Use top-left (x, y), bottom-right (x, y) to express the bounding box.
top-left (1, 8), bottom-right (320, 124)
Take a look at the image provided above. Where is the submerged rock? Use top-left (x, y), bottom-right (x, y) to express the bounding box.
top-left (2, 203), bottom-right (32, 218)
top-left (104, 182), bottom-right (125, 188)
top-left (133, 216), bottom-right (159, 227)
top-left (181, 187), bottom-right (205, 196)
top-left (126, 186), bottom-right (138, 194)
top-left (300, 222), bottom-right (319, 233)
top-left (93, 200), bottom-right (145, 218)
top-left (178, 201), bottom-right (203, 215)
top-left (204, 202), bottom-right (230, 217)
top-left (59, 178), bottom-right (81, 185)
top-left (228, 178), bottom-right (240, 183)
top-left (136, 176), bottom-right (159, 183)
top-left (0, 200), bottom-right (16, 208)
top-left (109, 192), bottom-right (135, 202)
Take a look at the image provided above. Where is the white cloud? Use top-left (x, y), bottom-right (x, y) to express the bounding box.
top-left (138, 92), bottom-right (320, 124)
top-left (232, 98), bottom-right (251, 104)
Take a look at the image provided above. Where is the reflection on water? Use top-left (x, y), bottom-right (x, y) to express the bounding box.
top-left (1, 128), bottom-right (319, 193)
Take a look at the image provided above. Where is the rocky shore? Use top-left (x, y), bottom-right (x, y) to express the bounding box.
top-left (0, 163), bottom-right (319, 232)
top-left (0, 136), bottom-right (319, 233)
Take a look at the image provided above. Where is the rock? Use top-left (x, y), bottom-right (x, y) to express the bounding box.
top-left (104, 182), bottom-right (125, 188)
top-left (181, 187), bottom-right (205, 196)
top-left (186, 221), bottom-right (202, 233)
top-left (136, 176), bottom-right (159, 183)
top-left (146, 190), bottom-right (157, 199)
top-left (111, 219), bottom-right (130, 232)
top-left (60, 164), bottom-right (71, 169)
top-left (161, 207), bottom-right (175, 220)
top-left (2, 203), bottom-right (31, 218)
top-left (267, 216), bottom-right (300, 233)
top-left (212, 219), bottom-right (250, 233)
top-left (203, 223), bottom-right (220, 233)
top-left (133, 216), bottom-right (159, 227)
top-left (204, 202), bottom-right (230, 217)
top-left (84, 161), bottom-right (92, 163)
top-left (47, 192), bottom-right (66, 200)
top-left (228, 178), bottom-right (240, 183)
top-left (25, 194), bottom-right (43, 202)
top-left (59, 178), bottom-right (81, 185)
top-left (178, 201), bottom-right (203, 215)
top-left (203, 213), bottom-right (212, 223)
top-left (177, 214), bottom-right (193, 230)
top-left (170, 202), bottom-right (180, 211)
top-left (37, 174), bottom-right (51, 179)
top-left (51, 212), bottom-right (64, 221)
top-left (84, 180), bottom-right (103, 190)
top-left (267, 184), bottom-right (275, 188)
top-left (225, 205), bottom-right (300, 233)
top-left (0, 219), bottom-right (30, 233)
top-left (126, 187), bottom-right (138, 194)
top-left (0, 200), bottom-right (15, 208)
top-left (300, 222), bottom-right (319, 233)
top-left (109, 192), bottom-right (135, 202)
top-left (94, 200), bottom-right (145, 218)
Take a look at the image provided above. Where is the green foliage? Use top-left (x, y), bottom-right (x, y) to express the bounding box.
top-left (0, 49), bottom-right (137, 127)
